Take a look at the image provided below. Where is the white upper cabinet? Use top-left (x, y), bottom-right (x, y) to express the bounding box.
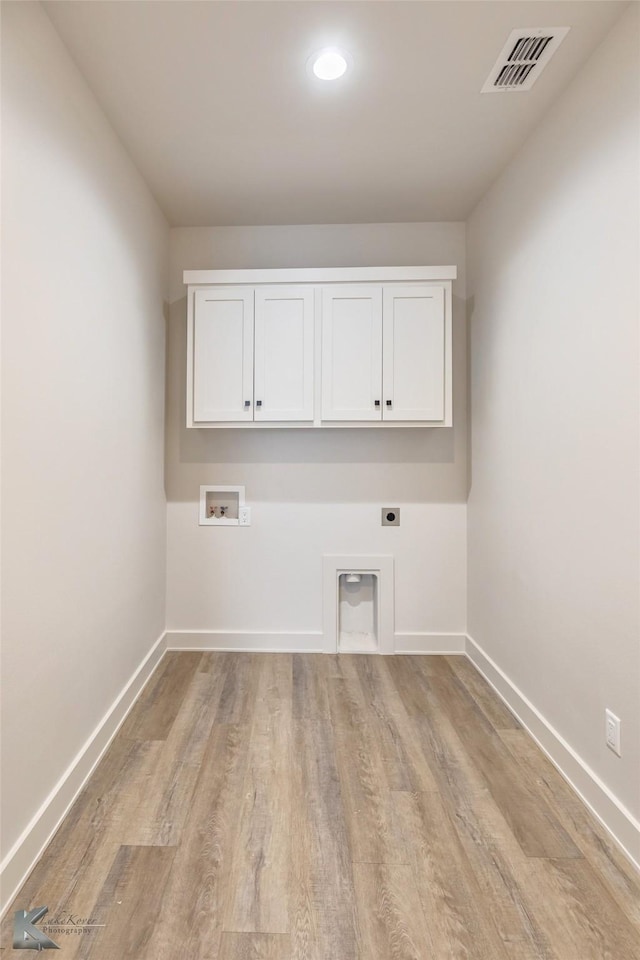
top-left (382, 285), bottom-right (445, 421)
top-left (191, 285), bottom-right (314, 424)
top-left (254, 286), bottom-right (314, 421)
top-left (185, 266), bottom-right (455, 428)
top-left (321, 286), bottom-right (383, 421)
top-left (321, 283), bottom-right (447, 423)
top-left (192, 287), bottom-right (254, 423)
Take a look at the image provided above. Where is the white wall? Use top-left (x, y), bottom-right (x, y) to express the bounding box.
top-left (167, 224), bottom-right (467, 639)
top-left (1, 0), bottom-right (169, 892)
top-left (167, 502), bottom-right (466, 645)
top-left (467, 3), bottom-right (639, 839)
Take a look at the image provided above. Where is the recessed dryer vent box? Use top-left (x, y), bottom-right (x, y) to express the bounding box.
top-left (199, 485), bottom-right (245, 526)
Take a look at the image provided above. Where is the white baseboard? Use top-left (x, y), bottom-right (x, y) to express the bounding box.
top-left (166, 630), bottom-right (466, 655)
top-left (0, 632), bottom-right (168, 919)
top-left (466, 634), bottom-right (640, 872)
top-left (395, 632), bottom-right (466, 654)
top-left (165, 630), bottom-right (325, 652)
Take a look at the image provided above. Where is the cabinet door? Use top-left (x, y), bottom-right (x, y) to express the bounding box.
top-left (254, 286), bottom-right (314, 421)
top-left (193, 288), bottom-right (254, 422)
top-left (382, 285), bottom-right (445, 421)
top-left (321, 286), bottom-right (382, 421)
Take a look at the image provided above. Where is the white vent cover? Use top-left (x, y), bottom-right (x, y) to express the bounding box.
top-left (482, 27), bottom-right (569, 93)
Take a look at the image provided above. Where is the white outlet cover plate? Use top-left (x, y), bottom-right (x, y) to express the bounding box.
top-left (605, 709), bottom-right (621, 756)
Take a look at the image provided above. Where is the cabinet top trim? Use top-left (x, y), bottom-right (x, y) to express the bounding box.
top-left (183, 265), bottom-right (457, 286)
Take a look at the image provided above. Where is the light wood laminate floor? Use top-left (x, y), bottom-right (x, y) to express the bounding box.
top-left (3, 653), bottom-right (640, 959)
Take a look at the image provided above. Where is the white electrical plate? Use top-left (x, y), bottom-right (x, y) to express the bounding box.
top-left (605, 709), bottom-right (621, 756)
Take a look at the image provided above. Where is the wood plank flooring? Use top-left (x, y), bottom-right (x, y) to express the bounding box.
top-left (3, 652), bottom-right (639, 959)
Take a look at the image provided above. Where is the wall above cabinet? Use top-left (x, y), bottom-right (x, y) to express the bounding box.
top-left (184, 266), bottom-right (456, 429)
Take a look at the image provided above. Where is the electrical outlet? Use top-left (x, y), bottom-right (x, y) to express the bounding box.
top-left (605, 709), bottom-right (621, 756)
top-left (381, 508), bottom-right (400, 526)
top-left (238, 506), bottom-right (251, 526)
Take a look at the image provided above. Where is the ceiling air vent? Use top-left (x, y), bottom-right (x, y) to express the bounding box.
top-left (481, 27), bottom-right (569, 93)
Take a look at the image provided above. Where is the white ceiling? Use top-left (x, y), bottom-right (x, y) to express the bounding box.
top-left (44, 1), bottom-right (627, 227)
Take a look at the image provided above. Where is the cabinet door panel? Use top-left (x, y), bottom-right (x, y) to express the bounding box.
top-left (383, 285), bottom-right (445, 421)
top-left (193, 288), bottom-right (254, 422)
top-left (254, 286), bottom-right (314, 421)
top-left (321, 286), bottom-right (382, 421)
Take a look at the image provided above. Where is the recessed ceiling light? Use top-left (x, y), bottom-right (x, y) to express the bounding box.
top-left (310, 48), bottom-right (350, 81)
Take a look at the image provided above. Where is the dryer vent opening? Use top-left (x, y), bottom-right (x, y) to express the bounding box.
top-left (338, 573), bottom-right (378, 653)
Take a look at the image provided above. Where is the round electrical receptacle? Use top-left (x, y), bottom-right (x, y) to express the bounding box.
top-left (381, 507), bottom-right (400, 526)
